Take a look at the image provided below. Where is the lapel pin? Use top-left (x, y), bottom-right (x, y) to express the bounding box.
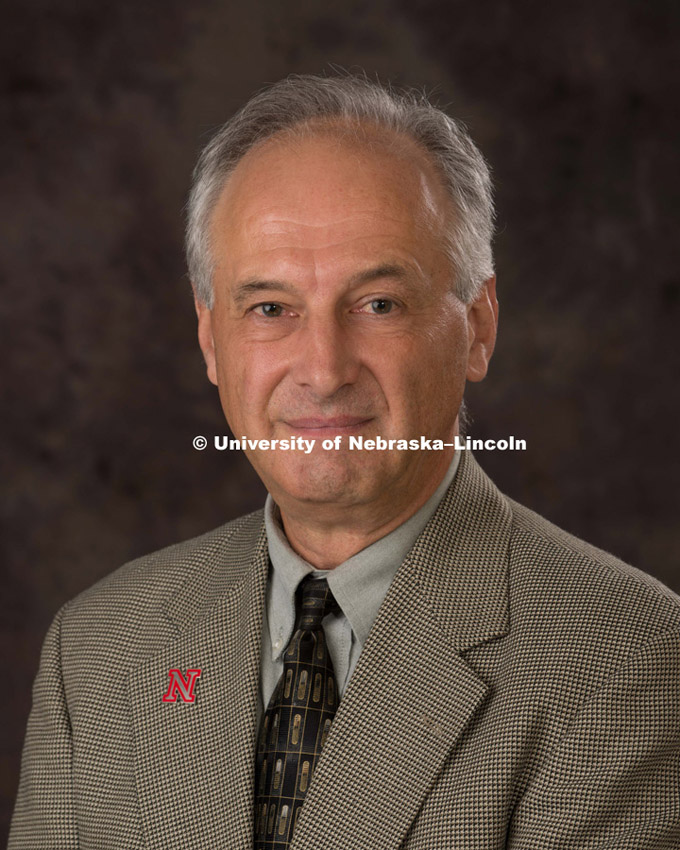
top-left (162, 668), bottom-right (202, 703)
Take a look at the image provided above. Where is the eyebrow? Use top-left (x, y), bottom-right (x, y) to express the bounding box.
top-left (350, 263), bottom-right (411, 286)
top-left (231, 262), bottom-right (418, 308)
top-left (232, 280), bottom-right (293, 308)
top-left (348, 262), bottom-right (422, 299)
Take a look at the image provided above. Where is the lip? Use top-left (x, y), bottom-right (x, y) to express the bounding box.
top-left (282, 416), bottom-right (373, 434)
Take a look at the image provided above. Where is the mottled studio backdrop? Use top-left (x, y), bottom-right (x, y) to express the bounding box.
top-left (2, 0), bottom-right (679, 837)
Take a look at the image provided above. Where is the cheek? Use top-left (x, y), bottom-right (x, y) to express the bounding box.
top-left (216, 339), bottom-right (287, 423)
top-left (393, 328), bottom-right (467, 420)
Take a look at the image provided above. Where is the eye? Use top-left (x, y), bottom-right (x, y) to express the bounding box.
top-left (362, 298), bottom-right (394, 315)
top-left (253, 303), bottom-right (284, 318)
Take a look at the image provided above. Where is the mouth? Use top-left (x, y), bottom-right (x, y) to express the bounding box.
top-left (281, 416), bottom-right (374, 436)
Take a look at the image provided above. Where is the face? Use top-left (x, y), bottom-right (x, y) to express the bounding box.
top-left (196, 128), bottom-right (497, 520)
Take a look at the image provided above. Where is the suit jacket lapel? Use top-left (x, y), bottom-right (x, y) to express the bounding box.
top-left (290, 451), bottom-right (511, 850)
top-left (128, 519), bottom-right (269, 850)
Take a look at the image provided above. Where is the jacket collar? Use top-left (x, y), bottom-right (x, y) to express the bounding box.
top-left (408, 447), bottom-right (511, 652)
top-left (165, 449), bottom-right (510, 649)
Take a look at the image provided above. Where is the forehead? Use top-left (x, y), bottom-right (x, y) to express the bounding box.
top-left (209, 126), bottom-right (451, 273)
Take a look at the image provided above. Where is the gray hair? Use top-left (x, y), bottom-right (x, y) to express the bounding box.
top-left (186, 74), bottom-right (495, 308)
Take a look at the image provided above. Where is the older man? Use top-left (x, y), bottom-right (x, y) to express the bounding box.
top-left (10, 75), bottom-right (680, 850)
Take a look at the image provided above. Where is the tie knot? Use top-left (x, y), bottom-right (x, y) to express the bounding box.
top-left (297, 576), bottom-right (339, 630)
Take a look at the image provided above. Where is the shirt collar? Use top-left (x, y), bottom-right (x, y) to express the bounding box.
top-left (264, 451), bottom-right (461, 660)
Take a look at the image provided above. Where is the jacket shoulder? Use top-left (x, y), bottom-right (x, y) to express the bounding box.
top-left (507, 497), bottom-right (680, 652)
top-left (59, 509), bottom-right (264, 647)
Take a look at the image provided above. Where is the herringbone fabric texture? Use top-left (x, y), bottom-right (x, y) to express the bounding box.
top-left (8, 452), bottom-right (680, 849)
top-left (255, 577), bottom-right (339, 848)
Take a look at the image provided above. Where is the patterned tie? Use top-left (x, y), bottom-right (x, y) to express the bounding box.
top-left (254, 576), bottom-right (340, 848)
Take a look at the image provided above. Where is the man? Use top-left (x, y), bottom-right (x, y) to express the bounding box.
top-left (10, 75), bottom-right (680, 849)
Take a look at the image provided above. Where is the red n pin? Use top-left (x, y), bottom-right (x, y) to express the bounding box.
top-left (162, 669), bottom-right (202, 703)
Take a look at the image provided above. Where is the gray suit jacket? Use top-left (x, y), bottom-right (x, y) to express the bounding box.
top-left (10, 452), bottom-right (680, 849)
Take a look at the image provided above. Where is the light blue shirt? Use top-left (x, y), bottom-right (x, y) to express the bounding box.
top-left (258, 452), bottom-right (461, 723)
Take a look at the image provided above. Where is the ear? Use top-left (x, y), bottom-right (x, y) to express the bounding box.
top-left (194, 292), bottom-right (218, 386)
top-left (466, 275), bottom-right (498, 383)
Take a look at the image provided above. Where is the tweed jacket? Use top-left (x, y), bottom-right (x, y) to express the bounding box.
top-left (10, 451), bottom-right (680, 849)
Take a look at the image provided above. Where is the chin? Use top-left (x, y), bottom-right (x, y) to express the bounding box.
top-left (267, 454), bottom-right (383, 507)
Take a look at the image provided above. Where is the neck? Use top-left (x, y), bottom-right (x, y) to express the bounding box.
top-left (276, 455), bottom-right (454, 569)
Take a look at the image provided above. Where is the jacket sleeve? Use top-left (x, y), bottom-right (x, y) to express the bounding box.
top-left (9, 603), bottom-right (79, 849)
top-left (509, 627), bottom-right (680, 849)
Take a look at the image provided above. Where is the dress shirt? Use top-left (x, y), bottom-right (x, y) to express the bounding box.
top-left (258, 451), bottom-right (461, 725)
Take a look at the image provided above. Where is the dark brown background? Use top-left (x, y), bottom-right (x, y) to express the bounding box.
top-left (2, 0), bottom-right (679, 839)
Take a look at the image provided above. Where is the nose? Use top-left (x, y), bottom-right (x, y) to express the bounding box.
top-left (290, 314), bottom-right (360, 398)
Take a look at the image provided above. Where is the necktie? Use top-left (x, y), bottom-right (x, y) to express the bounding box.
top-left (254, 576), bottom-right (340, 848)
